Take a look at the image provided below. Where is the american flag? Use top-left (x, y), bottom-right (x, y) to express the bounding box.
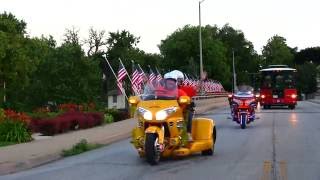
top-left (156, 71), bottom-right (162, 82)
top-left (132, 65), bottom-right (139, 94)
top-left (183, 74), bottom-right (192, 86)
top-left (132, 64), bottom-right (145, 95)
top-left (149, 68), bottom-right (156, 83)
top-left (117, 63), bottom-right (127, 94)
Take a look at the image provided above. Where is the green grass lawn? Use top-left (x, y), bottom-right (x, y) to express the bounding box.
top-left (61, 139), bottom-right (102, 157)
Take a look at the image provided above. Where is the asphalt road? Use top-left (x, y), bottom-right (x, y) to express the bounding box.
top-left (1, 101), bottom-right (320, 180)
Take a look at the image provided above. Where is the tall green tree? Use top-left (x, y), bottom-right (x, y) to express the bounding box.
top-left (296, 62), bottom-right (318, 94)
top-left (105, 30), bottom-right (162, 92)
top-left (159, 25), bottom-right (231, 89)
top-left (0, 12), bottom-right (39, 109)
top-left (294, 47), bottom-right (320, 65)
top-left (218, 24), bottom-right (260, 86)
top-left (262, 35), bottom-right (294, 66)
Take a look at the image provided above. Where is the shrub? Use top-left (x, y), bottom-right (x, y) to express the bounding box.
top-left (29, 112), bottom-right (62, 133)
top-left (0, 119), bottom-right (32, 143)
top-left (37, 119), bottom-right (59, 136)
top-left (61, 139), bottom-right (102, 157)
top-left (104, 114), bottom-right (114, 124)
top-left (4, 109), bottom-right (31, 125)
top-left (36, 111), bottom-right (103, 135)
top-left (105, 109), bottom-right (129, 122)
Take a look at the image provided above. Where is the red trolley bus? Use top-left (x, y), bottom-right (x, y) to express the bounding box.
top-left (259, 65), bottom-right (297, 109)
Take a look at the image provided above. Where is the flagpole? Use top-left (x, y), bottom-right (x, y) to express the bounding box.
top-left (138, 64), bottom-right (147, 79)
top-left (119, 58), bottom-right (134, 86)
top-left (155, 67), bottom-right (161, 75)
top-left (104, 56), bottom-right (128, 100)
top-left (137, 64), bottom-right (147, 87)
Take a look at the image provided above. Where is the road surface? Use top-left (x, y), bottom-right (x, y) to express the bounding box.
top-left (1, 101), bottom-right (320, 180)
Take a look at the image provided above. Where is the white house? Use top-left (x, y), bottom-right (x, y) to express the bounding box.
top-left (107, 90), bottom-right (126, 109)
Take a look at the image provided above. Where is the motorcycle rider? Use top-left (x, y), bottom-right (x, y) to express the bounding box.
top-left (164, 70), bottom-right (196, 141)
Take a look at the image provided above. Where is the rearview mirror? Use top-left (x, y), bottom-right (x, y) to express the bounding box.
top-left (178, 96), bottom-right (191, 105)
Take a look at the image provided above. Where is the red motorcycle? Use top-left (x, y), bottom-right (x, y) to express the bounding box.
top-left (230, 90), bottom-right (257, 129)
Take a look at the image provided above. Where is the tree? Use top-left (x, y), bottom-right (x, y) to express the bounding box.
top-left (218, 24), bottom-right (260, 86)
top-left (29, 42), bottom-right (102, 107)
top-left (85, 27), bottom-right (107, 57)
top-left (106, 30), bottom-right (140, 63)
top-left (296, 62), bottom-right (318, 94)
top-left (159, 25), bottom-right (231, 88)
top-left (262, 35), bottom-right (294, 66)
top-left (63, 26), bottom-right (81, 46)
top-left (105, 30), bottom-right (141, 91)
top-left (294, 47), bottom-right (320, 65)
top-left (0, 12), bottom-right (33, 108)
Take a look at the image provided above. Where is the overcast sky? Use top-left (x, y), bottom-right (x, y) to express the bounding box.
top-left (1, 0), bottom-right (319, 54)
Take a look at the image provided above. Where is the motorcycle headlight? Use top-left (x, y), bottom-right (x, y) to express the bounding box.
top-left (155, 107), bottom-right (177, 121)
top-left (156, 110), bottom-right (168, 120)
top-left (137, 107), bottom-right (152, 120)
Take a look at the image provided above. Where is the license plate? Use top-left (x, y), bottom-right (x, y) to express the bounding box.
top-left (273, 95), bottom-right (278, 98)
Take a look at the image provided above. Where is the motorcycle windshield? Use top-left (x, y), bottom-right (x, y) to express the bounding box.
top-left (234, 91), bottom-right (254, 98)
top-left (141, 79), bottom-right (178, 100)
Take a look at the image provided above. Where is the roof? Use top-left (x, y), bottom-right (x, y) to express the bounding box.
top-left (107, 90), bottom-right (119, 96)
top-left (260, 67), bottom-right (297, 72)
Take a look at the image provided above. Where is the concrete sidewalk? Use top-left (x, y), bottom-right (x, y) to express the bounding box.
top-left (0, 97), bottom-right (227, 175)
top-left (308, 98), bottom-right (320, 104)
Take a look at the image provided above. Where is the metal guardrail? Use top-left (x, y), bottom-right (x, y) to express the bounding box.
top-left (192, 92), bottom-right (228, 101)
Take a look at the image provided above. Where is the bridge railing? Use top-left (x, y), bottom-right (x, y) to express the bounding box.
top-left (192, 92), bottom-right (228, 101)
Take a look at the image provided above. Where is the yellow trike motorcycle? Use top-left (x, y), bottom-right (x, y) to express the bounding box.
top-left (129, 79), bottom-right (217, 165)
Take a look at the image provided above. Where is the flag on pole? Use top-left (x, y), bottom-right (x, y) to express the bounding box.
top-left (148, 67), bottom-right (156, 83)
top-left (132, 64), bottom-right (140, 94)
top-left (117, 63), bottom-right (127, 94)
top-left (156, 68), bottom-right (162, 82)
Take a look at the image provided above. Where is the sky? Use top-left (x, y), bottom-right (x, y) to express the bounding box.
top-left (1, 0), bottom-right (320, 54)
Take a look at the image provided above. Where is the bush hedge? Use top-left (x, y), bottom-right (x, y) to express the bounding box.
top-left (35, 111), bottom-right (103, 136)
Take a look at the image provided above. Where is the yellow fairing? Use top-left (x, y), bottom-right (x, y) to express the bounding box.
top-left (145, 126), bottom-right (164, 144)
top-left (131, 127), bottom-right (144, 148)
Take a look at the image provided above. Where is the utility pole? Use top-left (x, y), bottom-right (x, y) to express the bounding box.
top-left (232, 50), bottom-right (237, 93)
top-left (199, 0), bottom-right (206, 94)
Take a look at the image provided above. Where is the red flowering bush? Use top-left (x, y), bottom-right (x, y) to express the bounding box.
top-left (4, 109), bottom-right (31, 125)
top-left (37, 111), bottom-right (103, 136)
top-left (58, 103), bottom-right (80, 112)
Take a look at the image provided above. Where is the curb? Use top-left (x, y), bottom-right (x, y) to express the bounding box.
top-left (308, 99), bottom-right (320, 105)
top-left (0, 131), bottom-right (132, 175)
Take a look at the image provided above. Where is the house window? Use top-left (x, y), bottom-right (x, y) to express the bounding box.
top-left (113, 95), bottom-right (117, 103)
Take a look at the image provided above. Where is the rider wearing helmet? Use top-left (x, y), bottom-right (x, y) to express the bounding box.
top-left (164, 70), bottom-right (195, 141)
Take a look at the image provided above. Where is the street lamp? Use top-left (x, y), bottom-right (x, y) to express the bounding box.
top-left (199, 0), bottom-right (206, 94)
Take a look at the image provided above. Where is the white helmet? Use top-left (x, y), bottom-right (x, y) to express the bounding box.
top-left (171, 70), bottom-right (184, 80)
top-left (164, 70), bottom-right (184, 81)
top-left (164, 72), bottom-right (176, 80)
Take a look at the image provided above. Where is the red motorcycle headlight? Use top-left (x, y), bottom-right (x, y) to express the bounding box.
top-left (291, 94), bottom-right (297, 99)
top-left (228, 94), bottom-right (233, 98)
top-left (261, 95), bottom-right (265, 99)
